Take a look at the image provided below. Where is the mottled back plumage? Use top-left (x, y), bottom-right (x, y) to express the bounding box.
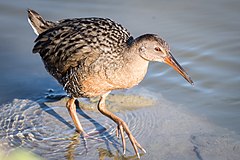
top-left (28, 10), bottom-right (133, 97)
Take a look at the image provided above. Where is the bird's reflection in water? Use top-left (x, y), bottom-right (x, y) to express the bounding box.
top-left (98, 148), bottom-right (143, 160)
top-left (65, 133), bottom-right (81, 160)
top-left (65, 132), bottom-right (143, 160)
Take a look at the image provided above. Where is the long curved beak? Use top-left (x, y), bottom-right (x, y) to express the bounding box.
top-left (164, 52), bottom-right (194, 86)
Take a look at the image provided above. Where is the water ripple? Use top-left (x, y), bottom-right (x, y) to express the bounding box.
top-left (0, 90), bottom-right (156, 159)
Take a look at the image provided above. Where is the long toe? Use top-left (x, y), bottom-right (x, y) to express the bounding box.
top-left (117, 120), bottom-right (146, 159)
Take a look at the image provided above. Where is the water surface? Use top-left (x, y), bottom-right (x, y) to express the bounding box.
top-left (0, 0), bottom-right (240, 159)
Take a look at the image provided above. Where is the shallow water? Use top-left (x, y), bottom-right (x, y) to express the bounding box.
top-left (0, 0), bottom-right (240, 159)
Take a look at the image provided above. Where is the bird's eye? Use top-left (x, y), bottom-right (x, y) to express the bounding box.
top-left (154, 47), bottom-right (161, 52)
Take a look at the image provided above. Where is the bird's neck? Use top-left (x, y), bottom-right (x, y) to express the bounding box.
top-left (124, 37), bottom-right (149, 69)
top-left (120, 45), bottom-right (149, 87)
top-left (103, 38), bottom-right (149, 89)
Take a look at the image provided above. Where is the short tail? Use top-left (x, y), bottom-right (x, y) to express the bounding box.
top-left (27, 9), bottom-right (55, 35)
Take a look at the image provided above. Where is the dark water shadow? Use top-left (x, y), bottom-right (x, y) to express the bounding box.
top-left (75, 99), bottom-right (121, 152)
top-left (38, 102), bottom-right (74, 130)
top-left (36, 95), bottom-right (122, 156)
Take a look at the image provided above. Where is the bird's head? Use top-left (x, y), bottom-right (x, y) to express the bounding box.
top-left (134, 34), bottom-right (194, 85)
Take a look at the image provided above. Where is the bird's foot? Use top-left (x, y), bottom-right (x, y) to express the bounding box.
top-left (115, 120), bottom-right (146, 159)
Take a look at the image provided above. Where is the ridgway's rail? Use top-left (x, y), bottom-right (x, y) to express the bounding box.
top-left (27, 9), bottom-right (193, 159)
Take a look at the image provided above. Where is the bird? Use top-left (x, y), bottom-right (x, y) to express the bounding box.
top-left (27, 9), bottom-right (193, 159)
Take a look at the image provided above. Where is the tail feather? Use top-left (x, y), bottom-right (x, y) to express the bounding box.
top-left (27, 9), bottom-right (55, 35)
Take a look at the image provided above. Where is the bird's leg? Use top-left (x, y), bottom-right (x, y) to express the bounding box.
top-left (97, 92), bottom-right (146, 158)
top-left (66, 97), bottom-right (86, 136)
